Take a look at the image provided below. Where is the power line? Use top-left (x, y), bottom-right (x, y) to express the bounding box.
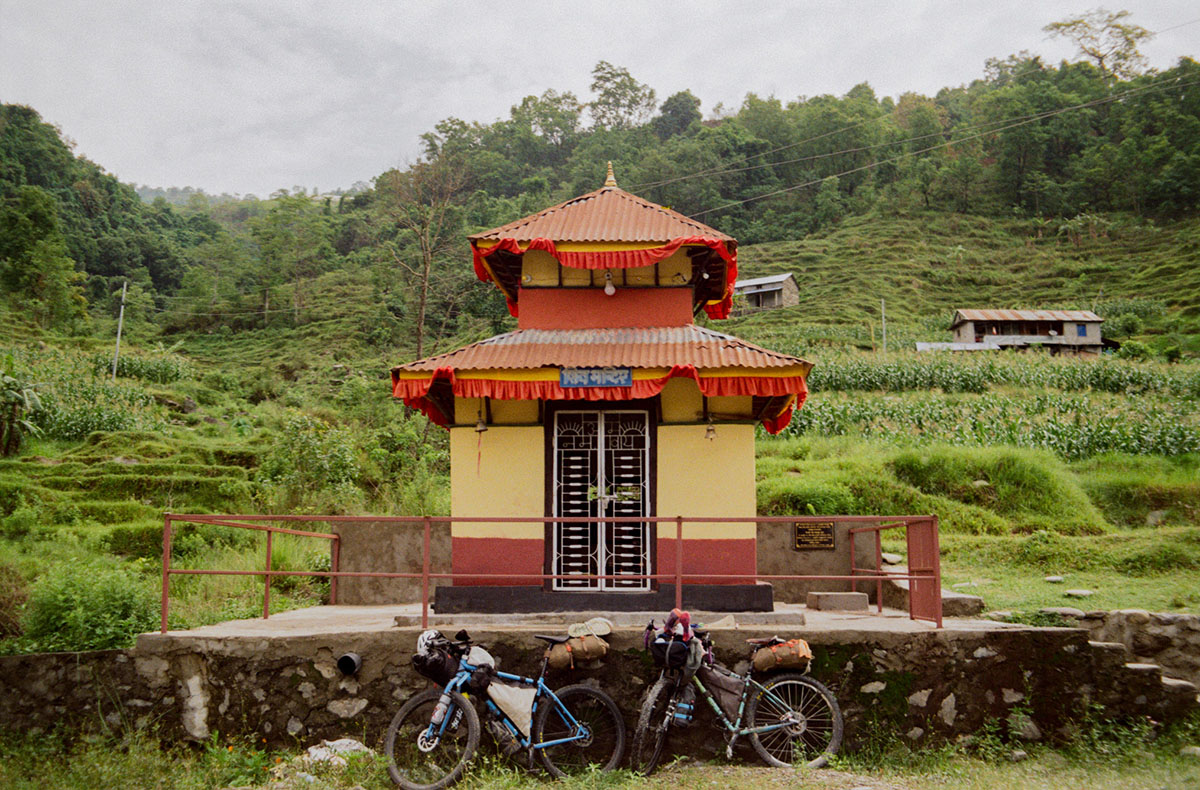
top-left (688, 74), bottom-right (1200, 218)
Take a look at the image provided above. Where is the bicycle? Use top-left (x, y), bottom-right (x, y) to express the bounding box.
top-left (384, 629), bottom-right (626, 790)
top-left (632, 628), bottom-right (843, 774)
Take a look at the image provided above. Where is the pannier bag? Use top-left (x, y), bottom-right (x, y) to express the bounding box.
top-left (751, 638), bottom-right (813, 673)
top-left (546, 634), bottom-right (609, 670)
top-left (697, 664), bottom-right (746, 720)
top-left (412, 649), bottom-right (459, 687)
top-left (487, 681), bottom-right (538, 736)
top-left (649, 634), bottom-right (690, 669)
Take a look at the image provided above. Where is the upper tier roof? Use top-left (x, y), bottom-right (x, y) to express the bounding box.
top-left (467, 185), bottom-right (734, 245)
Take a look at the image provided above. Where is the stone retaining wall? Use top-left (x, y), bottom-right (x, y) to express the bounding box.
top-left (1, 624), bottom-right (1194, 758)
top-left (1060, 609), bottom-right (1200, 687)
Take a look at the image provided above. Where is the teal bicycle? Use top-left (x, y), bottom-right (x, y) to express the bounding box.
top-left (633, 628), bottom-right (843, 773)
top-left (385, 630), bottom-right (625, 789)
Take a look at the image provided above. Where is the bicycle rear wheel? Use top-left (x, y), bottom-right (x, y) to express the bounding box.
top-left (384, 688), bottom-right (481, 790)
top-left (746, 673), bottom-right (842, 768)
top-left (631, 675), bottom-right (675, 775)
top-left (534, 684), bottom-right (626, 777)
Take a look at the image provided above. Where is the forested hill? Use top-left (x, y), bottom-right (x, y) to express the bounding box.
top-left (2, 17), bottom-right (1200, 356)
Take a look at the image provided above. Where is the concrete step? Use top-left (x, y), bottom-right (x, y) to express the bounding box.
top-left (806, 591), bottom-right (869, 611)
top-left (1124, 662), bottom-right (1163, 674)
top-left (879, 566), bottom-right (983, 616)
top-left (1161, 676), bottom-right (1198, 695)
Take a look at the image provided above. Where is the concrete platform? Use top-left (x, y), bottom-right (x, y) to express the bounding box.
top-left (139, 602), bottom-right (1027, 650)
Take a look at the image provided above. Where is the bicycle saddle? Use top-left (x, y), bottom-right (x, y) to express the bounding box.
top-left (533, 633), bottom-right (571, 645)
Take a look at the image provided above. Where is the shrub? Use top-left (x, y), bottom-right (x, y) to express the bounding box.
top-left (22, 561), bottom-right (158, 651)
top-left (1, 500), bottom-right (41, 538)
top-left (257, 414), bottom-right (362, 512)
top-left (1116, 340), bottom-right (1151, 361)
top-left (0, 562), bottom-right (28, 638)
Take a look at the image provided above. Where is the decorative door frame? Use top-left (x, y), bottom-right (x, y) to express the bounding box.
top-left (543, 398), bottom-right (659, 592)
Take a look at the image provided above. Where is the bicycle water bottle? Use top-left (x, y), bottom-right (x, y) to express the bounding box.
top-left (673, 685), bottom-right (696, 726)
top-left (431, 691), bottom-right (452, 725)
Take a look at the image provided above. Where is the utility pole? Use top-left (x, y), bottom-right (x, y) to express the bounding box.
top-left (111, 280), bottom-right (127, 381)
top-left (880, 298), bottom-right (887, 355)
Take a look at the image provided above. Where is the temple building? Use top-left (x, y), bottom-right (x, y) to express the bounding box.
top-left (390, 164), bottom-right (812, 610)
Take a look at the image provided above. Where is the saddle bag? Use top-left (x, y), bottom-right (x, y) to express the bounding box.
top-left (751, 638), bottom-right (813, 673)
top-left (697, 663), bottom-right (746, 720)
top-left (411, 648), bottom-right (458, 687)
top-left (546, 634), bottom-right (609, 670)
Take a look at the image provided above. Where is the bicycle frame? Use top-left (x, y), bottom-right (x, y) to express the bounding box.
top-left (422, 659), bottom-right (589, 751)
top-left (690, 671), bottom-right (797, 738)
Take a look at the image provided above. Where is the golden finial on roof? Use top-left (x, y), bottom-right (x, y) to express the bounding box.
top-left (604, 161), bottom-right (617, 188)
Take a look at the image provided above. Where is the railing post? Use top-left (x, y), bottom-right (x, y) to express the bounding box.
top-left (263, 529), bottom-right (272, 620)
top-left (160, 513), bottom-right (172, 634)
top-left (674, 516), bottom-right (683, 611)
top-left (876, 528), bottom-right (883, 614)
top-left (329, 533), bottom-right (340, 605)
top-left (932, 515), bottom-right (943, 628)
top-left (421, 516), bottom-right (431, 630)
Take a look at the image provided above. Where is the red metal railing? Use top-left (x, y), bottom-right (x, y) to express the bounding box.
top-left (160, 514), bottom-right (941, 632)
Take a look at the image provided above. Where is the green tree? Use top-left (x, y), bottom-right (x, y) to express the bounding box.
top-left (652, 91), bottom-right (702, 140)
top-left (250, 193), bottom-right (335, 325)
top-left (1044, 8), bottom-right (1153, 79)
top-left (0, 186), bottom-right (86, 327)
top-left (588, 61), bottom-right (657, 130)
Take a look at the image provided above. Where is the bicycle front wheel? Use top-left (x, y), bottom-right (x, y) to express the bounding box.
top-left (631, 675), bottom-right (674, 775)
top-left (384, 687), bottom-right (481, 790)
top-left (746, 673), bottom-right (843, 768)
top-left (534, 684), bottom-right (626, 777)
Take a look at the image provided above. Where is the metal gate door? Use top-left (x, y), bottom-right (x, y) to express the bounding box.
top-left (552, 410), bottom-right (650, 590)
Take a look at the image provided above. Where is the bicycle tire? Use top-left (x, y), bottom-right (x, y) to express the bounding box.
top-left (534, 684), bottom-right (626, 777)
top-left (631, 675), bottom-right (675, 775)
top-left (746, 672), bottom-right (843, 768)
top-left (384, 687), bottom-right (481, 790)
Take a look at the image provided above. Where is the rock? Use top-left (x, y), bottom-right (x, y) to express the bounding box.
top-left (1044, 575), bottom-right (1064, 583)
top-left (1009, 712), bottom-right (1042, 741)
top-left (1040, 607), bottom-right (1085, 618)
top-left (985, 610), bottom-right (1013, 621)
top-left (1180, 745), bottom-right (1200, 758)
top-left (860, 681), bottom-right (886, 694)
top-left (181, 397), bottom-right (198, 413)
top-left (1008, 749), bottom-right (1029, 762)
top-left (1145, 509), bottom-right (1168, 527)
top-left (1002, 688), bottom-right (1024, 704)
top-left (951, 582), bottom-right (976, 589)
top-left (303, 738), bottom-right (372, 767)
top-left (908, 689), bottom-right (932, 707)
top-left (325, 699), bottom-right (368, 719)
top-left (906, 727), bottom-right (924, 740)
top-left (881, 552), bottom-right (903, 565)
top-left (973, 647), bottom-right (997, 659)
top-left (1065, 589), bottom-right (1094, 598)
top-left (972, 479), bottom-right (990, 488)
top-left (287, 717), bottom-right (304, 735)
top-left (939, 693), bottom-right (957, 726)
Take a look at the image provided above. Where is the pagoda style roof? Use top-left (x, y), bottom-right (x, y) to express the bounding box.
top-left (392, 325), bottom-right (811, 373)
top-left (391, 325), bottom-right (811, 435)
top-left (468, 168), bottom-right (738, 319)
top-left (468, 185), bottom-right (734, 245)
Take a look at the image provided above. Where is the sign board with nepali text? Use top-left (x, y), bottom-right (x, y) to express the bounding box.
top-left (559, 367), bottom-right (633, 388)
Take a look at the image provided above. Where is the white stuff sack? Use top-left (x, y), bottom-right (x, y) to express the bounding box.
top-left (467, 645), bottom-right (496, 668)
top-left (487, 682), bottom-right (537, 737)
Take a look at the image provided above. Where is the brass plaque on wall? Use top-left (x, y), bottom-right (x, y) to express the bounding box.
top-left (793, 521), bottom-right (836, 551)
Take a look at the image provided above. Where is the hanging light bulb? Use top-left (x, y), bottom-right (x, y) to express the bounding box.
top-left (603, 270), bottom-right (616, 296)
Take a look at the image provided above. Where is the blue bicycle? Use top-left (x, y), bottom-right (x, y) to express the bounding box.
top-left (384, 630), bottom-right (625, 789)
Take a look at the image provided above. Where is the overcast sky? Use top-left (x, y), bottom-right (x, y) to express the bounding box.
top-left (2, 1), bottom-right (1197, 197)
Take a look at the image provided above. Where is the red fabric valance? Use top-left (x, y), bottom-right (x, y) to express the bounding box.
top-left (393, 365), bottom-right (806, 434)
top-left (471, 237), bottom-right (737, 320)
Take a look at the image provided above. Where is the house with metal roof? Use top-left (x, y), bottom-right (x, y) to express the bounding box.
top-left (733, 273), bottom-right (799, 311)
top-left (945, 309), bottom-right (1104, 355)
top-left (389, 164), bottom-right (812, 611)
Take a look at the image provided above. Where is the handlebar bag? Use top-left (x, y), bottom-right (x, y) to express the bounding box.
top-left (650, 634), bottom-right (690, 669)
top-left (412, 649), bottom-right (458, 687)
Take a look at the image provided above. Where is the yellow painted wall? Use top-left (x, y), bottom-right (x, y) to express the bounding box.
top-left (660, 378), bottom-right (752, 422)
top-left (454, 397), bottom-right (539, 425)
top-left (520, 249), bottom-right (693, 289)
top-left (450, 426), bottom-right (544, 538)
top-left (657, 424), bottom-right (756, 539)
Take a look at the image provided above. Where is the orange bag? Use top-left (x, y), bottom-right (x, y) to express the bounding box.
top-left (546, 635), bottom-right (609, 669)
top-left (752, 638), bottom-right (813, 672)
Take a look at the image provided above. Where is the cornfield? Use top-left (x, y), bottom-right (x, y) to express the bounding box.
top-left (784, 392), bottom-right (1200, 459)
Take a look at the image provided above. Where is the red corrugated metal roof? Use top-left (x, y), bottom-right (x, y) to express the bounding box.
top-left (393, 326), bottom-right (810, 373)
top-left (467, 186), bottom-right (734, 244)
top-left (952, 309), bottom-right (1103, 326)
